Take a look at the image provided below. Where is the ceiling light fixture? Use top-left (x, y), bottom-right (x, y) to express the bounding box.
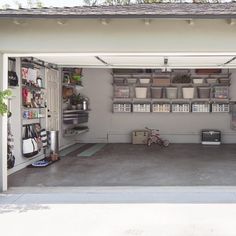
top-left (187, 19), bottom-right (194, 26)
top-left (143, 19), bottom-right (151, 26)
top-left (100, 18), bottom-right (110, 25)
top-left (57, 19), bottom-right (67, 25)
top-left (228, 18), bottom-right (235, 26)
top-left (13, 19), bottom-right (27, 25)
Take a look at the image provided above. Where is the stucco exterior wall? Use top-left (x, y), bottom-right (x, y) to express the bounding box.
top-left (0, 18), bottom-right (236, 54)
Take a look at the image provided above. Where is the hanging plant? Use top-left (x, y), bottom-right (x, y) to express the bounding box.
top-left (0, 89), bottom-right (12, 116)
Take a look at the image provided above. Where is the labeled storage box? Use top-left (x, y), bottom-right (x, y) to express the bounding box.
top-left (201, 130), bottom-right (221, 145)
top-left (132, 130), bottom-right (149, 144)
top-left (151, 87), bottom-right (163, 98)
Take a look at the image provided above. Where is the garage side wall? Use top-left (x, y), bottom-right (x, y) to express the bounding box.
top-left (78, 69), bottom-right (236, 144)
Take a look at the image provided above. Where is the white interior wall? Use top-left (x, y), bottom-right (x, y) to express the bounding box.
top-left (78, 68), bottom-right (236, 144)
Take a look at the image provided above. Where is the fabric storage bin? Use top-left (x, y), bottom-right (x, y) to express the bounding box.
top-left (114, 86), bottom-right (130, 98)
top-left (166, 87), bottom-right (178, 99)
top-left (139, 78), bottom-right (150, 84)
top-left (151, 87), bottom-right (163, 98)
top-left (193, 78), bottom-right (204, 84)
top-left (152, 78), bottom-right (171, 86)
top-left (127, 78), bottom-right (137, 84)
top-left (206, 78), bottom-right (218, 84)
top-left (182, 87), bottom-right (194, 99)
top-left (198, 87), bottom-right (211, 99)
top-left (135, 87), bottom-right (147, 98)
top-left (213, 86), bottom-right (229, 99)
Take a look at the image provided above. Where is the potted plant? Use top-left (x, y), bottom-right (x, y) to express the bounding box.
top-left (172, 74), bottom-right (191, 84)
top-left (0, 89), bottom-right (12, 116)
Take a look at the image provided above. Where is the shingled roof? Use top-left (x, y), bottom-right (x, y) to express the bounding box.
top-left (0, 3), bottom-right (236, 19)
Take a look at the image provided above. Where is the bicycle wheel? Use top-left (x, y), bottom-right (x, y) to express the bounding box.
top-left (147, 138), bottom-right (152, 147)
top-left (163, 140), bottom-right (170, 147)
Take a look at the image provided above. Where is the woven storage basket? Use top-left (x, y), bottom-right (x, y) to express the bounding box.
top-left (152, 78), bottom-right (171, 86)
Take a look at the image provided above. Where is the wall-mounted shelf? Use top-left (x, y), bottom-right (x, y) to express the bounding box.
top-left (63, 128), bottom-right (89, 137)
top-left (112, 69), bottom-right (231, 113)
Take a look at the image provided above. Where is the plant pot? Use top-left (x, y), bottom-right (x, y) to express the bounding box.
top-left (182, 87), bottom-right (194, 99)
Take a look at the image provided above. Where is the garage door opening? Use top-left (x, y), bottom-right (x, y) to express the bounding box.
top-left (3, 53), bottom-right (236, 189)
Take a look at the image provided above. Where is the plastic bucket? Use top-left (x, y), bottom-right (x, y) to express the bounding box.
top-left (182, 87), bottom-right (194, 99)
top-left (151, 87), bottom-right (163, 98)
top-left (135, 87), bottom-right (147, 98)
top-left (166, 87), bottom-right (178, 99)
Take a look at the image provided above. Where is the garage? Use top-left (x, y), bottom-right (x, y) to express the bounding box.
top-left (1, 3), bottom-right (236, 191)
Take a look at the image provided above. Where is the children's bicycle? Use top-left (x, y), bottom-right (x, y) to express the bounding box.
top-left (145, 127), bottom-right (169, 147)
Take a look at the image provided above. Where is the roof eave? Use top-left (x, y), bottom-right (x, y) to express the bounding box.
top-left (0, 14), bottom-right (236, 19)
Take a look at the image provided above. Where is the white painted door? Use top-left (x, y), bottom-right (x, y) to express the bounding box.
top-left (46, 69), bottom-right (60, 131)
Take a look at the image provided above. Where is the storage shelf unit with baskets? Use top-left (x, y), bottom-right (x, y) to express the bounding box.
top-left (112, 69), bottom-right (232, 113)
top-left (62, 68), bottom-right (89, 136)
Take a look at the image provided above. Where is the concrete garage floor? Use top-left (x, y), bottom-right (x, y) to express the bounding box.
top-left (8, 144), bottom-right (236, 187)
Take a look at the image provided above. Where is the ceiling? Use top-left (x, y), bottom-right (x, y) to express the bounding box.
top-left (36, 55), bottom-right (236, 69)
